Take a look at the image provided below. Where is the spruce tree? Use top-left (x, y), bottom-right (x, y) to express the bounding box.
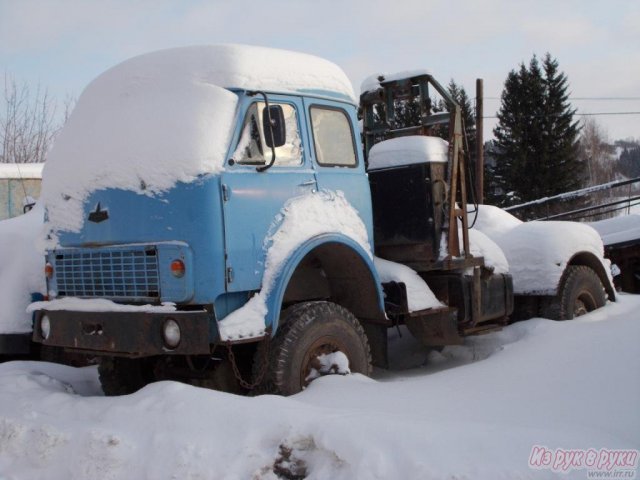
top-left (541, 54), bottom-right (582, 193)
top-left (490, 54), bottom-right (583, 209)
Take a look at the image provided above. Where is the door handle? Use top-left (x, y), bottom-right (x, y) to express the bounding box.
top-left (298, 179), bottom-right (316, 187)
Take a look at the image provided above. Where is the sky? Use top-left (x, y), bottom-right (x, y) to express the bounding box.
top-left (1, 0), bottom-right (639, 142)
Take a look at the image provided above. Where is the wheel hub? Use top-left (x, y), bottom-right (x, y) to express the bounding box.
top-left (573, 299), bottom-right (588, 317)
top-left (301, 337), bottom-right (348, 388)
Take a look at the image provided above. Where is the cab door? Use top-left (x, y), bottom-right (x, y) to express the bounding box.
top-left (302, 98), bottom-right (374, 242)
top-left (221, 94), bottom-right (316, 293)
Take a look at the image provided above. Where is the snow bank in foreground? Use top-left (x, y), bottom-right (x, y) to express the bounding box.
top-left (374, 257), bottom-right (443, 311)
top-left (0, 207), bottom-right (46, 334)
top-left (1, 295), bottom-right (638, 479)
top-left (217, 191), bottom-right (371, 341)
top-left (471, 205), bottom-right (609, 294)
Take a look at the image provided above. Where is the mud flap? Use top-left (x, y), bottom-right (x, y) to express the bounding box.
top-left (404, 306), bottom-right (462, 347)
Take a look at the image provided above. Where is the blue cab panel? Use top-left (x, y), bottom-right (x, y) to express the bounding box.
top-left (52, 176), bottom-right (226, 306)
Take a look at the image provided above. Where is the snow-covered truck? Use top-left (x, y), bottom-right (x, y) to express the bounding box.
top-left (27, 45), bottom-right (615, 395)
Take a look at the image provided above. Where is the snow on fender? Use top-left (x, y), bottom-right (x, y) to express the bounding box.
top-left (217, 190), bottom-right (374, 341)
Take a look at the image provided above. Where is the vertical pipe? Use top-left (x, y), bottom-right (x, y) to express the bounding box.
top-left (475, 79), bottom-right (484, 204)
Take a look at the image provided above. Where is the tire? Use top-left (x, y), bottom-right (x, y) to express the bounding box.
top-left (98, 357), bottom-right (155, 396)
top-left (254, 301), bottom-right (372, 396)
top-left (540, 265), bottom-right (606, 320)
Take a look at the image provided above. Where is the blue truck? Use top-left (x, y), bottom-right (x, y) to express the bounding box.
top-left (29, 46), bottom-right (615, 395)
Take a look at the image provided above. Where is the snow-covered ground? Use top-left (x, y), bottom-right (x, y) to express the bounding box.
top-left (1, 295), bottom-right (638, 479)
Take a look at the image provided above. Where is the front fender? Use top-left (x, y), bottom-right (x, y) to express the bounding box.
top-left (263, 233), bottom-right (385, 334)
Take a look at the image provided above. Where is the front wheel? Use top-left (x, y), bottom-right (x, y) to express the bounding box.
top-left (254, 301), bottom-right (372, 396)
top-left (541, 265), bottom-right (607, 320)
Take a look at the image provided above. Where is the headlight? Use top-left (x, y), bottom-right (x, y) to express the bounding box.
top-left (162, 318), bottom-right (181, 349)
top-left (40, 315), bottom-right (51, 340)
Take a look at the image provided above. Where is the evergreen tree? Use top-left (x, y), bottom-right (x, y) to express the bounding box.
top-left (490, 54), bottom-right (583, 209)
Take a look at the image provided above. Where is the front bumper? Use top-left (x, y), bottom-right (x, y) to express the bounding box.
top-left (32, 310), bottom-right (212, 357)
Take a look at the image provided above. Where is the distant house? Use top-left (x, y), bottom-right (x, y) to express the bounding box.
top-left (0, 163), bottom-right (44, 220)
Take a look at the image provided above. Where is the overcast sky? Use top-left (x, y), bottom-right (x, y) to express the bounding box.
top-left (1, 0), bottom-right (639, 141)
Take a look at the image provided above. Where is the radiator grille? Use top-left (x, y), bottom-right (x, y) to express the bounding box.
top-left (54, 247), bottom-right (160, 301)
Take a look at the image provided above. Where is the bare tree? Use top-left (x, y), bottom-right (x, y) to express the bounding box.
top-left (578, 117), bottom-right (616, 186)
top-left (577, 118), bottom-right (620, 219)
top-left (1, 73), bottom-right (63, 163)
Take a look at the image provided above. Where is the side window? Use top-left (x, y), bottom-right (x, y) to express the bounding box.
top-left (310, 107), bottom-right (357, 167)
top-left (232, 102), bottom-right (302, 166)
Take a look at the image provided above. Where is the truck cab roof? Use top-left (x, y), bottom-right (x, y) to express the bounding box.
top-left (41, 45), bottom-right (356, 239)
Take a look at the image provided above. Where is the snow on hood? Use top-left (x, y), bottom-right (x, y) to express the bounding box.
top-left (0, 206), bottom-right (46, 334)
top-left (218, 190), bottom-right (371, 341)
top-left (471, 205), bottom-right (609, 295)
top-left (499, 221), bottom-right (607, 294)
top-left (40, 45), bottom-right (355, 240)
top-left (367, 136), bottom-right (449, 170)
top-left (470, 204), bottom-right (522, 238)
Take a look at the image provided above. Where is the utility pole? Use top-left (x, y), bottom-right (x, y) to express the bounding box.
top-left (475, 78), bottom-right (484, 203)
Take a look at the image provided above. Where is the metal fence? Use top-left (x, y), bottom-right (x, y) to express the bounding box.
top-left (504, 177), bottom-right (640, 221)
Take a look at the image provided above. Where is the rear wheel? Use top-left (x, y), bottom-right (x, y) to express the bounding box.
top-left (254, 301), bottom-right (371, 396)
top-left (541, 265), bottom-right (606, 320)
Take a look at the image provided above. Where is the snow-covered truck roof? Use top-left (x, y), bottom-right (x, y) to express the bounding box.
top-left (40, 45), bottom-right (355, 237)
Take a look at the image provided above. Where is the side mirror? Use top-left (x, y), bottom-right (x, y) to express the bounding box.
top-left (262, 105), bottom-right (286, 148)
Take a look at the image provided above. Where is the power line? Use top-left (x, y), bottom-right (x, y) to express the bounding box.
top-left (483, 111), bottom-right (640, 119)
top-left (567, 97), bottom-right (640, 101)
top-left (577, 111), bottom-right (640, 116)
top-left (483, 96), bottom-right (640, 101)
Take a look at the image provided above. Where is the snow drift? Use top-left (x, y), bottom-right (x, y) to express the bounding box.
top-left (0, 295), bottom-right (637, 479)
